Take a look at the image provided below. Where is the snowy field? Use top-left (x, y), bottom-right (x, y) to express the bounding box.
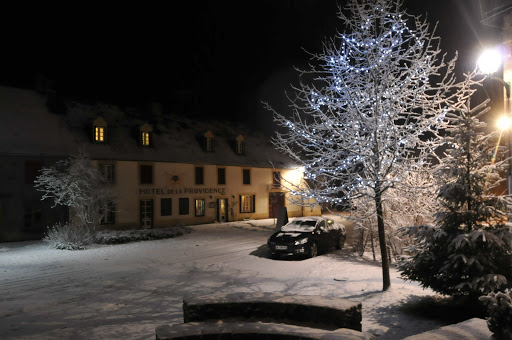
top-left (0, 216), bottom-right (486, 339)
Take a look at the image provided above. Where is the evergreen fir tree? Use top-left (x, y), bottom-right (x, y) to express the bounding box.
top-left (399, 99), bottom-right (512, 298)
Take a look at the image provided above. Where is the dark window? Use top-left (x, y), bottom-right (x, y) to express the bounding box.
top-left (25, 160), bottom-right (43, 184)
top-left (100, 163), bottom-right (115, 184)
top-left (140, 165), bottom-right (153, 184)
top-left (179, 198), bottom-right (189, 215)
top-left (101, 202), bottom-right (115, 224)
top-left (24, 203), bottom-right (42, 231)
top-left (236, 140), bottom-right (245, 154)
top-left (243, 169), bottom-right (251, 185)
top-left (140, 199), bottom-right (153, 228)
top-left (206, 138), bottom-right (213, 151)
top-left (273, 171), bottom-right (281, 187)
top-left (218, 168), bottom-right (226, 185)
top-left (161, 198), bottom-right (172, 216)
top-left (195, 167), bottom-right (204, 185)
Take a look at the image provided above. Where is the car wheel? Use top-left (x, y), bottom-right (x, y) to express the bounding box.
top-left (309, 242), bottom-right (318, 258)
top-left (336, 235), bottom-right (346, 250)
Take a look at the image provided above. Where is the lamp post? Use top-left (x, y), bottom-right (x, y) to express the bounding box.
top-left (478, 48), bottom-right (512, 196)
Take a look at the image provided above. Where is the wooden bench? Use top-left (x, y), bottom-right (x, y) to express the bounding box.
top-left (156, 321), bottom-right (373, 340)
top-left (182, 292), bottom-right (362, 331)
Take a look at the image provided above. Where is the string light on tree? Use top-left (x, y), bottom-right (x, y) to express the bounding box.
top-left (264, 0), bottom-right (483, 291)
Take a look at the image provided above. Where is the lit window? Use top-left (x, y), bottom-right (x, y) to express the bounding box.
top-left (95, 126), bottom-right (105, 142)
top-left (195, 199), bottom-right (205, 216)
top-left (139, 123), bottom-right (153, 147)
top-left (240, 194), bottom-right (255, 213)
top-left (93, 117), bottom-right (108, 143)
top-left (141, 132), bottom-right (150, 146)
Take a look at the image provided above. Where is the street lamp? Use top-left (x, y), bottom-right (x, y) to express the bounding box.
top-left (497, 116), bottom-right (512, 131)
top-left (477, 49), bottom-right (502, 74)
top-left (478, 48), bottom-right (512, 196)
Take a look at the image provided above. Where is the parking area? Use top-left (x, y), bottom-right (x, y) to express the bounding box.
top-left (0, 216), bottom-right (442, 339)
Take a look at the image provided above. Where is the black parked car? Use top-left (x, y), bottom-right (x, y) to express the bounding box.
top-left (267, 216), bottom-right (346, 259)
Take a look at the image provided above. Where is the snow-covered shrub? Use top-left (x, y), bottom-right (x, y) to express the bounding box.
top-left (95, 225), bottom-right (192, 244)
top-left (43, 222), bottom-right (96, 250)
top-left (352, 171), bottom-right (437, 260)
top-left (479, 289), bottom-right (512, 340)
top-left (398, 99), bottom-right (512, 298)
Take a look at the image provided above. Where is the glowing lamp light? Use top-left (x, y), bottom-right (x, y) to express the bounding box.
top-left (497, 115), bottom-right (512, 130)
top-left (477, 49), bottom-right (502, 74)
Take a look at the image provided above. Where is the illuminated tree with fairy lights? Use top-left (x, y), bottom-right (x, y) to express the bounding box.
top-left (265, 0), bottom-right (480, 290)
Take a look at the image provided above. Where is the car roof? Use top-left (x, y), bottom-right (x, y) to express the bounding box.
top-left (290, 216), bottom-right (324, 222)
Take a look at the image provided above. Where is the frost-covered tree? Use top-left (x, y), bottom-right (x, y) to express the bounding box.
top-left (398, 99), bottom-right (512, 298)
top-left (353, 169), bottom-right (437, 259)
top-left (34, 152), bottom-right (115, 231)
top-left (265, 0), bottom-right (478, 290)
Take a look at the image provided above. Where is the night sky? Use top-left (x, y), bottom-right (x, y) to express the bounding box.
top-left (1, 0), bottom-right (496, 130)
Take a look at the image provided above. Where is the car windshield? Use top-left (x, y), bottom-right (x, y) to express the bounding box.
top-left (281, 220), bottom-right (317, 232)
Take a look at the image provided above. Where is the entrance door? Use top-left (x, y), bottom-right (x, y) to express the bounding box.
top-left (217, 198), bottom-right (228, 222)
top-left (269, 192), bottom-right (285, 218)
top-left (140, 199), bottom-right (153, 228)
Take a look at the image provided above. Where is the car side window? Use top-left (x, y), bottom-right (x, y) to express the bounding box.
top-left (318, 220), bottom-right (326, 231)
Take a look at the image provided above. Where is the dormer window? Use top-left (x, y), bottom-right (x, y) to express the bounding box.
top-left (141, 132), bottom-right (150, 146)
top-left (93, 117), bottom-right (107, 144)
top-left (140, 123), bottom-right (152, 147)
top-left (95, 127), bottom-right (105, 142)
top-left (236, 135), bottom-right (245, 154)
top-left (204, 130), bottom-right (214, 152)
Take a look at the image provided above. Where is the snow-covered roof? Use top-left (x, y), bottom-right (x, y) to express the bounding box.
top-left (0, 86), bottom-right (298, 169)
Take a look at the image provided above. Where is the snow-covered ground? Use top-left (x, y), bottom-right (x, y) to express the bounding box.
top-left (0, 216), bottom-right (490, 339)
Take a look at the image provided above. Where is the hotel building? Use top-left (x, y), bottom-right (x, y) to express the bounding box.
top-left (0, 86), bottom-right (319, 241)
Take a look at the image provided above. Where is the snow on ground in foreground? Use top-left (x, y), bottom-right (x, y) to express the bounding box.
top-left (0, 217), bottom-right (489, 339)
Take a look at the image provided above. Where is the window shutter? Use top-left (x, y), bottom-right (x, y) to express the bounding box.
top-left (150, 199), bottom-right (154, 226)
top-left (139, 200), bottom-right (143, 226)
top-left (252, 195), bottom-right (256, 213)
top-left (111, 203), bottom-right (116, 224)
top-left (239, 195), bottom-right (242, 213)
